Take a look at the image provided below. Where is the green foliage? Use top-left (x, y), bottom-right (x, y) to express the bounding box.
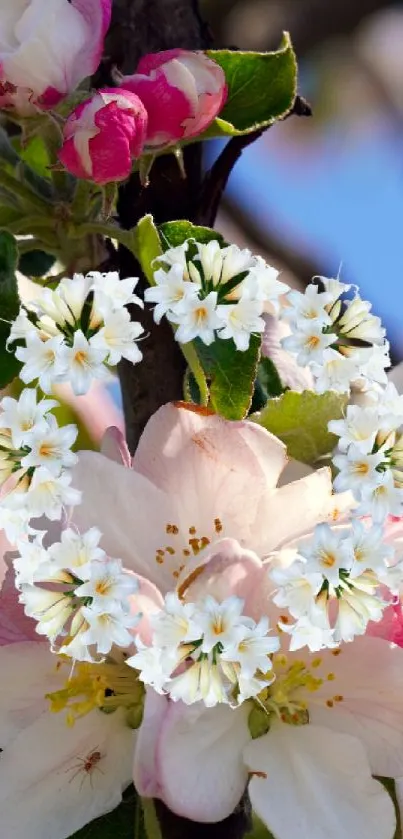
top-left (246, 815), bottom-right (275, 839)
top-left (248, 705), bottom-right (271, 740)
top-left (205, 33), bottom-right (297, 138)
top-left (13, 135), bottom-right (51, 180)
top-left (195, 334), bottom-right (261, 420)
top-left (0, 231), bottom-right (22, 387)
top-left (252, 390), bottom-right (347, 465)
top-left (134, 214), bottom-right (163, 285)
top-left (257, 357), bottom-right (286, 399)
top-left (19, 249), bottom-right (55, 277)
top-left (377, 778), bottom-right (402, 839)
top-left (159, 220), bottom-right (225, 250)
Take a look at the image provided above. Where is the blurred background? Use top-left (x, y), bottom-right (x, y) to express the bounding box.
top-left (201, 0), bottom-right (403, 364)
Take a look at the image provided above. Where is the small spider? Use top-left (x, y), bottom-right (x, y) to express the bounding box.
top-left (66, 747), bottom-right (104, 790)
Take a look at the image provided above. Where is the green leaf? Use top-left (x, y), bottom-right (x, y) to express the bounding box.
top-left (19, 249), bottom-right (55, 277)
top-left (252, 390), bottom-right (347, 465)
top-left (258, 357), bottom-right (286, 399)
top-left (205, 33), bottom-right (297, 137)
top-left (377, 778), bottom-right (402, 839)
top-left (195, 334), bottom-right (261, 420)
top-left (135, 214), bottom-right (163, 284)
top-left (246, 815), bottom-right (275, 839)
top-left (0, 206), bottom-right (23, 229)
top-left (248, 705), bottom-right (271, 740)
top-left (68, 785), bottom-right (142, 839)
top-left (12, 135), bottom-right (51, 179)
top-left (0, 231), bottom-right (22, 387)
top-left (158, 220), bottom-right (225, 251)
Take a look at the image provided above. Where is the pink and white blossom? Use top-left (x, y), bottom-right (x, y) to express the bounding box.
top-left (59, 88), bottom-right (148, 184)
top-left (0, 0), bottom-right (112, 113)
top-left (122, 50), bottom-right (227, 147)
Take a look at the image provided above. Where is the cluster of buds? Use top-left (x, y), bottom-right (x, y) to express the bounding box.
top-left (270, 520), bottom-right (401, 650)
top-left (8, 271), bottom-right (144, 396)
top-left (58, 50), bottom-right (227, 184)
top-left (281, 278), bottom-right (389, 394)
top-left (128, 593), bottom-right (280, 707)
top-left (17, 527), bottom-right (139, 661)
top-left (0, 388), bottom-right (80, 542)
top-left (0, 2), bottom-right (228, 184)
top-left (145, 239), bottom-right (288, 350)
top-left (330, 383), bottom-right (403, 520)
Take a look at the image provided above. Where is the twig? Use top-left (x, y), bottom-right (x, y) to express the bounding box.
top-left (197, 96), bottom-right (312, 228)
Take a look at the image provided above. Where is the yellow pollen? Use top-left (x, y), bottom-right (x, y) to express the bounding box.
top-left (39, 443), bottom-right (54, 457)
top-left (311, 658), bottom-right (322, 668)
top-left (248, 770), bottom-right (268, 780)
top-left (165, 546), bottom-right (175, 555)
top-left (45, 349), bottom-right (56, 362)
top-left (47, 659), bottom-right (143, 727)
top-left (155, 555), bottom-right (164, 564)
top-left (166, 524), bottom-right (179, 535)
top-left (213, 618), bottom-right (225, 636)
top-left (195, 306), bottom-right (208, 323)
top-left (354, 462), bottom-right (370, 475)
top-left (172, 570), bottom-right (180, 579)
top-left (326, 699), bottom-right (334, 708)
top-left (320, 551), bottom-right (336, 568)
top-left (332, 648), bottom-right (342, 656)
top-left (307, 335), bottom-right (320, 349)
top-left (183, 549), bottom-right (191, 557)
top-left (95, 579), bottom-right (110, 596)
top-left (334, 694), bottom-right (344, 702)
top-left (200, 536), bottom-right (210, 549)
top-left (327, 672), bottom-right (335, 681)
top-left (214, 518), bottom-right (223, 534)
top-left (74, 350), bottom-right (88, 365)
top-left (189, 526), bottom-right (197, 535)
top-left (331, 508), bottom-right (341, 521)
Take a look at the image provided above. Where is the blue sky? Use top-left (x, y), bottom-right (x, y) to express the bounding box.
top-left (213, 118), bottom-right (403, 357)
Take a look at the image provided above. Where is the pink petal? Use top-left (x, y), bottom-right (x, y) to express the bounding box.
top-left (129, 574), bottom-right (164, 645)
top-left (133, 689), bottom-right (169, 798)
top-left (101, 426), bottom-right (131, 466)
top-left (70, 0), bottom-right (112, 83)
top-left (132, 402), bottom-right (287, 554)
top-left (122, 73), bottom-right (192, 145)
top-left (0, 559), bottom-right (38, 645)
top-left (154, 700), bottom-right (250, 822)
top-left (55, 381), bottom-right (124, 447)
top-left (70, 451), bottom-right (179, 590)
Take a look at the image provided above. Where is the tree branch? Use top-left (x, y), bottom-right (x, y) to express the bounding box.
top-left (197, 95), bottom-right (312, 228)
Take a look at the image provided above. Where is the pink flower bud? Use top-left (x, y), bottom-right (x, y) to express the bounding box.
top-left (58, 88), bottom-right (148, 185)
top-left (0, 0), bottom-right (112, 113)
top-left (122, 49), bottom-right (228, 147)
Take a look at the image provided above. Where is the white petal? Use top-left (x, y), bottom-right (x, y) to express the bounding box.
top-left (0, 703), bottom-right (134, 839)
top-left (0, 641), bottom-right (59, 749)
top-left (155, 700), bottom-right (250, 822)
top-left (245, 722), bottom-right (395, 839)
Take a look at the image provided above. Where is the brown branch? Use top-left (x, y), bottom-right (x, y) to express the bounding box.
top-left (197, 95), bottom-right (312, 228)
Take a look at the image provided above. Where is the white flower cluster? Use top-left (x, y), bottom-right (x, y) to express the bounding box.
top-left (9, 271), bottom-right (144, 395)
top-left (127, 593), bottom-right (280, 707)
top-left (281, 277), bottom-right (389, 395)
top-left (16, 527), bottom-right (139, 661)
top-left (0, 388), bottom-right (80, 542)
top-left (328, 383), bottom-right (403, 521)
top-left (145, 240), bottom-right (288, 350)
top-left (270, 521), bottom-right (400, 650)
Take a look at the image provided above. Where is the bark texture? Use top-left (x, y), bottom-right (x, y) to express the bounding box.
top-left (95, 0), bottom-right (211, 454)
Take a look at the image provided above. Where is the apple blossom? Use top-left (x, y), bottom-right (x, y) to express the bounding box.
top-left (59, 88), bottom-right (148, 184)
top-left (147, 239), bottom-right (289, 349)
top-left (0, 0), bottom-right (112, 113)
top-left (122, 50), bottom-right (228, 147)
top-left (9, 271), bottom-right (144, 396)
